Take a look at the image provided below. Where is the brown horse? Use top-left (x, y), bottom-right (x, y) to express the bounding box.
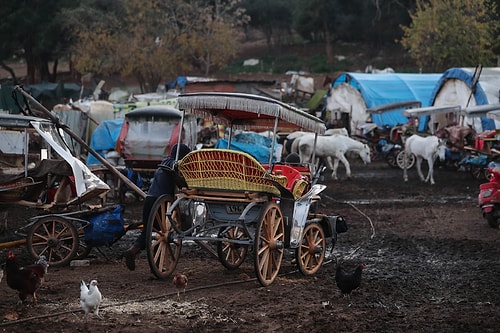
top-left (436, 125), bottom-right (476, 151)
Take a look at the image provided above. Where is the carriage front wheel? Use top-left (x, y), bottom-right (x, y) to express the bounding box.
top-left (146, 195), bottom-right (182, 280)
top-left (254, 202), bottom-right (284, 286)
top-left (296, 222), bottom-right (326, 275)
top-left (26, 216), bottom-right (79, 266)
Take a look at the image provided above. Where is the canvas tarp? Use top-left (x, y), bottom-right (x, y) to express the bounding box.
top-left (428, 67), bottom-right (500, 132)
top-left (87, 119), bottom-right (124, 166)
top-left (326, 72), bottom-right (442, 132)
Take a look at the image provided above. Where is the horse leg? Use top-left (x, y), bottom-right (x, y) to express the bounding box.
top-left (331, 158), bottom-right (339, 180)
top-left (426, 158), bottom-right (435, 184)
top-left (415, 157), bottom-right (425, 181)
top-left (403, 151), bottom-right (409, 182)
top-left (337, 153), bottom-right (351, 179)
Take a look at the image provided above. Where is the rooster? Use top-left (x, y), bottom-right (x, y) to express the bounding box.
top-left (335, 263), bottom-right (364, 298)
top-left (5, 250), bottom-right (48, 305)
top-left (172, 272), bottom-right (188, 300)
top-left (80, 279), bottom-right (103, 323)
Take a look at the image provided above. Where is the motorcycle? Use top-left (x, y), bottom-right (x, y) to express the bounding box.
top-left (478, 162), bottom-right (500, 228)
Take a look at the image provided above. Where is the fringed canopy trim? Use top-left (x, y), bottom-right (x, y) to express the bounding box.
top-left (178, 92), bottom-right (326, 134)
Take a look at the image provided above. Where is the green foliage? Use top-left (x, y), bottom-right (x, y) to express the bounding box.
top-left (0, 0), bottom-right (78, 83)
top-left (400, 0), bottom-right (500, 72)
top-left (69, 0), bottom-right (248, 92)
top-left (221, 53), bottom-right (351, 75)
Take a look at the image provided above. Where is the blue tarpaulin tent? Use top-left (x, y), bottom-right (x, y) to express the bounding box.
top-left (328, 73), bottom-right (442, 132)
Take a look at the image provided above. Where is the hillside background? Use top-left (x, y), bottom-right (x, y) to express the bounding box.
top-left (1, 36), bottom-right (414, 88)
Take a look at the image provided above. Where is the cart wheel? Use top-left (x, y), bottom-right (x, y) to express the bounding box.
top-left (26, 216), bottom-right (78, 267)
top-left (295, 222), bottom-right (326, 275)
top-left (396, 151), bottom-right (416, 169)
top-left (468, 165), bottom-right (488, 180)
top-left (146, 195), bottom-right (182, 280)
top-left (217, 226), bottom-right (249, 270)
top-left (254, 202), bottom-right (284, 286)
top-left (73, 234), bottom-right (93, 260)
top-left (386, 147), bottom-right (402, 168)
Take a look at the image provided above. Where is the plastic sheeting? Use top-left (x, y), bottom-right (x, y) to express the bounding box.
top-left (215, 132), bottom-right (282, 164)
top-left (87, 119), bottom-right (124, 165)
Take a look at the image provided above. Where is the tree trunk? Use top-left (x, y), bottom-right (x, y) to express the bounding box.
top-left (323, 18), bottom-right (334, 65)
top-left (50, 59), bottom-right (59, 82)
top-left (0, 61), bottom-right (18, 83)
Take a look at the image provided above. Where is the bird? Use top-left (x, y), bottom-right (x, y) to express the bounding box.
top-left (5, 250), bottom-right (47, 305)
top-left (35, 255), bottom-right (49, 274)
top-left (80, 279), bottom-right (103, 323)
top-left (335, 263), bottom-right (364, 298)
top-left (172, 272), bottom-right (188, 300)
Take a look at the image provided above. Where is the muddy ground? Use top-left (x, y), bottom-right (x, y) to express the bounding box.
top-left (0, 158), bottom-right (499, 333)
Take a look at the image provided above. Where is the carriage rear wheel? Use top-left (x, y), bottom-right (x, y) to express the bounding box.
top-left (26, 216), bottom-right (79, 266)
top-left (73, 242), bottom-right (93, 260)
top-left (217, 226), bottom-right (249, 270)
top-left (386, 147), bottom-right (402, 168)
top-left (254, 202), bottom-right (284, 286)
top-left (295, 222), bottom-right (326, 275)
top-left (73, 231), bottom-right (93, 260)
top-left (146, 195), bottom-right (182, 280)
top-left (396, 151), bottom-right (416, 169)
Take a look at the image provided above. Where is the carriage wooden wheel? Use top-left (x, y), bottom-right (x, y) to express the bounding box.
top-left (396, 150), bottom-right (416, 169)
top-left (295, 222), bottom-right (326, 275)
top-left (217, 226), bottom-right (249, 270)
top-left (254, 202), bottom-right (284, 286)
top-left (73, 231), bottom-right (93, 260)
top-left (146, 195), bottom-right (182, 280)
top-left (26, 216), bottom-right (79, 266)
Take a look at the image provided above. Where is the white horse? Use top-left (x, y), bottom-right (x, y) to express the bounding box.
top-left (403, 134), bottom-right (446, 185)
top-left (286, 128), bottom-right (349, 155)
top-left (298, 134), bottom-right (371, 180)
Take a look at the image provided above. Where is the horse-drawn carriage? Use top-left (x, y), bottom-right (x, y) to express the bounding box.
top-left (0, 87), bottom-right (147, 266)
top-left (144, 92), bottom-right (346, 286)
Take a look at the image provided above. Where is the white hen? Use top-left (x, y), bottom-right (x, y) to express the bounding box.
top-left (80, 279), bottom-right (103, 323)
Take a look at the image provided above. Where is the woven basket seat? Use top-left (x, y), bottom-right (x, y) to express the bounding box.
top-left (178, 149), bottom-right (288, 196)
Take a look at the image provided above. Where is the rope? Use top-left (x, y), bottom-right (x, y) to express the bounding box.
top-left (0, 266), bottom-right (309, 327)
top-left (323, 194), bottom-right (376, 240)
top-left (323, 194), bottom-right (376, 264)
top-left (1, 197), bottom-right (373, 326)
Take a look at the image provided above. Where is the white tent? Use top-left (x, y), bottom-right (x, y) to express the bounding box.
top-left (429, 67), bottom-right (500, 133)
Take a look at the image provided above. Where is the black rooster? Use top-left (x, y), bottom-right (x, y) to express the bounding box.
top-left (335, 263), bottom-right (364, 297)
top-left (5, 251), bottom-right (48, 305)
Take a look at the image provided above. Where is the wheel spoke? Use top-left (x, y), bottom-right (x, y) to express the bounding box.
top-left (147, 196), bottom-right (181, 279)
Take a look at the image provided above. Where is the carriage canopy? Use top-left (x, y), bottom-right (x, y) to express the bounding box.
top-left (177, 92), bottom-right (326, 134)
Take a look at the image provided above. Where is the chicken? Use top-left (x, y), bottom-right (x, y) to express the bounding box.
top-left (80, 279), bottom-right (103, 323)
top-left (5, 250), bottom-right (47, 305)
top-left (335, 263), bottom-right (364, 297)
top-left (172, 272), bottom-right (188, 300)
top-left (35, 255), bottom-right (49, 274)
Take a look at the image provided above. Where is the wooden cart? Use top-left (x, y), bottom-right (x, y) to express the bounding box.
top-left (145, 92), bottom-right (346, 286)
